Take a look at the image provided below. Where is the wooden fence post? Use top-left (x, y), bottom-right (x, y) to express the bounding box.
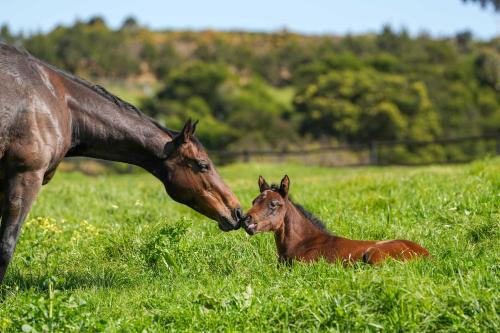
top-left (497, 134), bottom-right (500, 156)
top-left (243, 150), bottom-right (250, 163)
top-left (370, 141), bottom-right (378, 165)
top-left (279, 148), bottom-right (287, 162)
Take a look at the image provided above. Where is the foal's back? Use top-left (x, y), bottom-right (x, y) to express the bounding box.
top-left (318, 236), bottom-right (429, 265)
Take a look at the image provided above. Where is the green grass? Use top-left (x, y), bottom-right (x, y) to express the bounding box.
top-left (98, 80), bottom-right (158, 107)
top-left (1, 159), bottom-right (499, 332)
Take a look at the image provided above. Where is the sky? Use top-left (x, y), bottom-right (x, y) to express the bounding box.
top-left (1, 0), bottom-right (498, 39)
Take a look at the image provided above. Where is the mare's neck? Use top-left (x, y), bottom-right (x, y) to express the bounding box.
top-left (65, 82), bottom-right (172, 177)
top-left (274, 201), bottom-right (330, 260)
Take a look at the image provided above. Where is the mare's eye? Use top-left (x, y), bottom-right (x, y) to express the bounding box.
top-left (197, 160), bottom-right (209, 172)
top-left (269, 200), bottom-right (281, 209)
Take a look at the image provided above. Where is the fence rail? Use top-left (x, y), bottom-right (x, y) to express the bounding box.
top-left (63, 133), bottom-right (500, 175)
top-left (209, 133), bottom-right (500, 167)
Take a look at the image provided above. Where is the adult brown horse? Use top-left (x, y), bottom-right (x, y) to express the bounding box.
top-left (243, 175), bottom-right (429, 265)
top-left (0, 43), bottom-right (244, 283)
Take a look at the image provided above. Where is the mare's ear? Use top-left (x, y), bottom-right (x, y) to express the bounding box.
top-left (258, 175), bottom-right (270, 192)
top-left (279, 175), bottom-right (290, 198)
top-left (179, 119), bottom-right (199, 143)
top-left (163, 119), bottom-right (199, 157)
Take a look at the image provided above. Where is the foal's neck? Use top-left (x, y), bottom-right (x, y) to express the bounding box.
top-left (274, 201), bottom-right (331, 260)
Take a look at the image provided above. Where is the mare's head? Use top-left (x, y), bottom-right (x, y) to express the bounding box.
top-left (243, 175), bottom-right (290, 235)
top-left (162, 120), bottom-right (243, 231)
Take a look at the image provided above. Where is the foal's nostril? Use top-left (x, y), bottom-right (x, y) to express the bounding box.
top-left (242, 215), bottom-right (252, 227)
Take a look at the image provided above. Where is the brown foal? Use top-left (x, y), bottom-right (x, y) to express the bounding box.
top-left (243, 175), bottom-right (429, 265)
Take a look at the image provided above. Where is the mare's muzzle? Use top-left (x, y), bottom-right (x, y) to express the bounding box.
top-left (218, 208), bottom-right (244, 231)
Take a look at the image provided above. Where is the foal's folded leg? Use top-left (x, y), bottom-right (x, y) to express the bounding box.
top-left (362, 246), bottom-right (387, 265)
top-left (362, 241), bottom-right (419, 264)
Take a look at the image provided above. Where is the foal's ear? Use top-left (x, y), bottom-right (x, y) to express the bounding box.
top-left (191, 119), bottom-right (199, 135)
top-left (258, 175), bottom-right (270, 192)
top-left (279, 175), bottom-right (290, 198)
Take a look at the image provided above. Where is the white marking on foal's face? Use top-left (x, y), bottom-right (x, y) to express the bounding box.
top-left (261, 190), bottom-right (272, 199)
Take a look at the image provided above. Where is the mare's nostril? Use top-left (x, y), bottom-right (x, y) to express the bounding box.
top-left (235, 208), bottom-right (244, 221)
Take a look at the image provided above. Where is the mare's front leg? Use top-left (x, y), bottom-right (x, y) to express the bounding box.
top-left (0, 177), bottom-right (4, 209)
top-left (0, 170), bottom-right (44, 283)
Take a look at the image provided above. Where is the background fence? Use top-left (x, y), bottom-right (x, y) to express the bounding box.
top-left (62, 133), bottom-right (500, 175)
top-left (209, 134), bottom-right (500, 167)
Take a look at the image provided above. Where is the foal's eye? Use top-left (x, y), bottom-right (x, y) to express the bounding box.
top-left (197, 160), bottom-right (209, 172)
top-left (269, 200), bottom-right (281, 209)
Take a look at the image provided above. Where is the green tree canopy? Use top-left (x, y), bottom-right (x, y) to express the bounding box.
top-left (142, 62), bottom-right (295, 149)
top-left (294, 69), bottom-right (441, 142)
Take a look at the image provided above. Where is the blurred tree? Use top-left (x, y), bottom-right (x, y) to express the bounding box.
top-left (87, 16), bottom-right (107, 27)
top-left (462, 0), bottom-right (500, 11)
top-left (294, 69), bottom-right (441, 143)
top-left (368, 53), bottom-right (400, 73)
top-left (475, 50), bottom-right (500, 90)
top-left (455, 30), bottom-right (473, 52)
top-left (0, 24), bottom-right (15, 44)
top-left (377, 25), bottom-right (400, 53)
top-left (142, 62), bottom-right (295, 149)
top-left (121, 16), bottom-right (139, 30)
top-left (156, 62), bottom-right (229, 117)
top-left (24, 20), bottom-right (139, 78)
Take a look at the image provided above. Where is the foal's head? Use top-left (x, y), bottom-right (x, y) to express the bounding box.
top-left (243, 175), bottom-right (290, 235)
top-left (161, 120), bottom-right (243, 231)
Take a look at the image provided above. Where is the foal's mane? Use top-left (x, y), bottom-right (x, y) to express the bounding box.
top-left (270, 185), bottom-right (331, 234)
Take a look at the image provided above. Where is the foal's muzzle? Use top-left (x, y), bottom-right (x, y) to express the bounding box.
top-left (242, 215), bottom-right (256, 235)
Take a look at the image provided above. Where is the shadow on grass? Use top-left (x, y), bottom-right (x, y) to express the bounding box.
top-left (1, 267), bottom-right (135, 296)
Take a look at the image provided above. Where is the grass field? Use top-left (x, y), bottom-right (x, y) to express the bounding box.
top-left (0, 159), bottom-right (499, 332)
